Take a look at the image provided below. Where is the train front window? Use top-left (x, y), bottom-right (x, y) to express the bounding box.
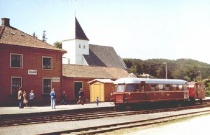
top-left (116, 84), bottom-right (125, 92)
top-left (126, 84), bottom-right (135, 92)
top-left (178, 85), bottom-right (183, 90)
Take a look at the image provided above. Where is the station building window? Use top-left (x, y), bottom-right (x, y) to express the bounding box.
top-left (10, 53), bottom-right (22, 68)
top-left (43, 78), bottom-right (51, 94)
top-left (11, 77), bottom-right (22, 95)
top-left (42, 57), bottom-right (52, 69)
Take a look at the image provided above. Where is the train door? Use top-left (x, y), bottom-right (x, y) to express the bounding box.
top-left (140, 81), bottom-right (146, 101)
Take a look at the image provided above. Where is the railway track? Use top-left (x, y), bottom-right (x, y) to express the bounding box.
top-left (0, 101), bottom-right (209, 128)
top-left (52, 109), bottom-right (210, 135)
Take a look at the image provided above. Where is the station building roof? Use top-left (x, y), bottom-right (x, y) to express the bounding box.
top-left (0, 18), bottom-right (66, 53)
top-left (62, 64), bottom-right (130, 79)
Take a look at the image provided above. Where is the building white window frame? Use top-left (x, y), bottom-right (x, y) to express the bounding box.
top-left (42, 56), bottom-right (53, 70)
top-left (11, 76), bottom-right (22, 95)
top-left (10, 53), bottom-right (23, 68)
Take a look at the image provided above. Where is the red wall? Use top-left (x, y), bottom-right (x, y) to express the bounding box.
top-left (62, 77), bottom-right (92, 103)
top-left (0, 44), bottom-right (63, 106)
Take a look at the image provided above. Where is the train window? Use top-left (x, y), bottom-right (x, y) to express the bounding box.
top-left (126, 84), bottom-right (135, 92)
top-left (136, 84), bottom-right (140, 92)
top-left (172, 85), bottom-right (177, 90)
top-left (140, 85), bottom-right (145, 91)
top-left (178, 85), bottom-right (183, 90)
top-left (116, 84), bottom-right (125, 92)
top-left (158, 84), bottom-right (163, 90)
top-left (151, 84), bottom-right (156, 91)
top-left (165, 84), bottom-right (170, 90)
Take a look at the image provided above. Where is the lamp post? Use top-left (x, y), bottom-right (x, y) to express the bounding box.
top-left (163, 62), bottom-right (167, 79)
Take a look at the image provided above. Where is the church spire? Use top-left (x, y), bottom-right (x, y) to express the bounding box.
top-left (75, 17), bottom-right (89, 40)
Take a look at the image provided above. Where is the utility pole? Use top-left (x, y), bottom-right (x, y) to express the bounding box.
top-left (163, 62), bottom-right (167, 79)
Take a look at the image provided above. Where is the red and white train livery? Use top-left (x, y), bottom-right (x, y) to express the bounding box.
top-left (110, 78), bottom-right (205, 110)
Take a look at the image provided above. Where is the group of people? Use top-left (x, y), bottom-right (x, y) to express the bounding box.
top-left (18, 87), bottom-right (99, 109)
top-left (18, 88), bottom-right (35, 108)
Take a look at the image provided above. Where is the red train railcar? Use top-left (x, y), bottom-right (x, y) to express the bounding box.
top-left (188, 81), bottom-right (205, 103)
top-left (111, 78), bottom-right (189, 110)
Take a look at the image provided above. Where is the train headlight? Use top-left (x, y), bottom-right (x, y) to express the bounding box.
top-left (129, 92), bottom-right (131, 95)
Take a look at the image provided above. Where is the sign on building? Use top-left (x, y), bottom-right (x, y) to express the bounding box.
top-left (28, 70), bottom-right (37, 75)
top-left (52, 77), bottom-right (60, 82)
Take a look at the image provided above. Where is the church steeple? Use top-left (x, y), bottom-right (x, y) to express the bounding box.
top-left (75, 17), bottom-right (89, 40)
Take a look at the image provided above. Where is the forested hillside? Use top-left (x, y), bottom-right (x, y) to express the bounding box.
top-left (123, 58), bottom-right (210, 82)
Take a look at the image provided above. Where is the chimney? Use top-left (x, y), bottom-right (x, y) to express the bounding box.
top-left (1, 18), bottom-right (10, 26)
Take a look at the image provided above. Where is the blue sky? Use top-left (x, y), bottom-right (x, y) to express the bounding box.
top-left (1, 0), bottom-right (210, 64)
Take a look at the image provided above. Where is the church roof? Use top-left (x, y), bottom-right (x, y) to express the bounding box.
top-left (75, 17), bottom-right (89, 40)
top-left (0, 18), bottom-right (66, 53)
top-left (62, 64), bottom-right (129, 79)
top-left (83, 44), bottom-right (127, 69)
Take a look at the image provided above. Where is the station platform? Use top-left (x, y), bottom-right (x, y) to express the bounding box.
top-left (1, 97), bottom-right (210, 117)
top-left (0, 98), bottom-right (210, 135)
top-left (0, 102), bottom-right (114, 117)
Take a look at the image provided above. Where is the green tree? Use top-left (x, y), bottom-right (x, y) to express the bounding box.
top-left (42, 30), bottom-right (47, 42)
top-left (32, 32), bottom-right (38, 39)
top-left (53, 41), bottom-right (62, 49)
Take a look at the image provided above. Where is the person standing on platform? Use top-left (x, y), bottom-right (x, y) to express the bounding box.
top-left (23, 90), bottom-right (28, 107)
top-left (60, 91), bottom-right (67, 105)
top-left (96, 97), bottom-right (99, 106)
top-left (18, 87), bottom-right (24, 108)
top-left (50, 88), bottom-right (56, 109)
top-left (29, 90), bottom-right (35, 107)
top-left (77, 88), bottom-right (84, 105)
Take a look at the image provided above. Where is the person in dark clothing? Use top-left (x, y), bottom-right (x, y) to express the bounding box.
top-left (77, 88), bottom-right (84, 105)
top-left (60, 91), bottom-right (67, 105)
top-left (96, 97), bottom-right (99, 106)
top-left (18, 88), bottom-right (24, 108)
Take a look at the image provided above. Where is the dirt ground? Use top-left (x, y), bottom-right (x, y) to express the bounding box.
top-left (123, 114), bottom-right (210, 135)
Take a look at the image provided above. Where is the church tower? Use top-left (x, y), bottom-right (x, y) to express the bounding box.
top-left (62, 17), bottom-right (89, 65)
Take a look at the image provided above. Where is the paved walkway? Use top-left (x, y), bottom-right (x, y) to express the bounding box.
top-left (0, 102), bottom-right (114, 116)
top-left (0, 98), bottom-right (210, 135)
top-left (1, 97), bottom-right (210, 116)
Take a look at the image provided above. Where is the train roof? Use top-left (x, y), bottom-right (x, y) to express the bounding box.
top-left (114, 78), bottom-right (187, 85)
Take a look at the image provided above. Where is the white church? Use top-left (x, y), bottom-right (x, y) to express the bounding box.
top-left (62, 17), bottom-right (127, 69)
